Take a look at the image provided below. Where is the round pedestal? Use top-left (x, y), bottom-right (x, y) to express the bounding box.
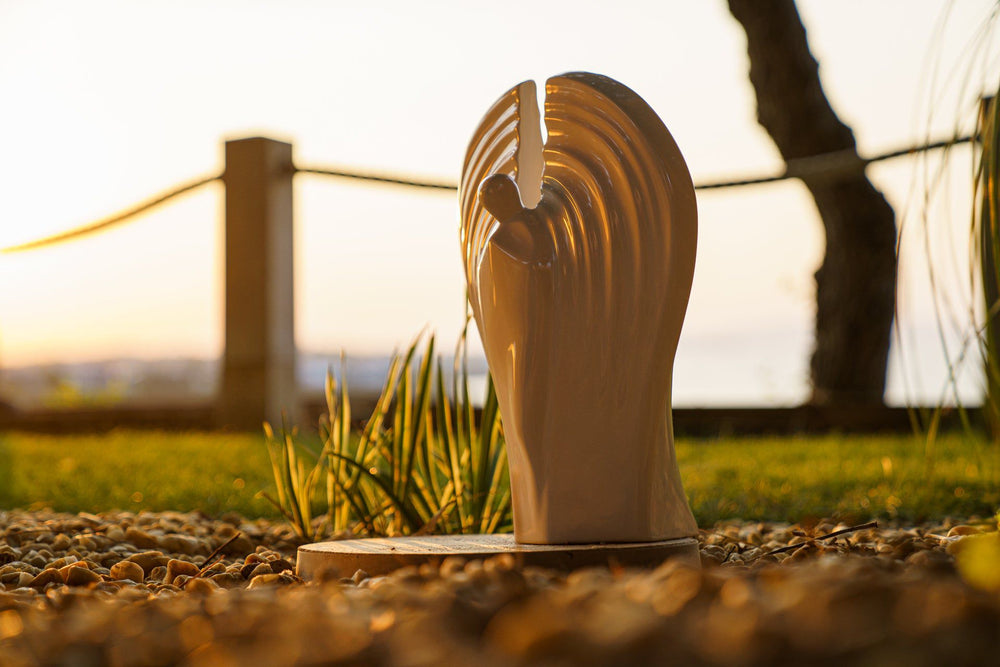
top-left (297, 534), bottom-right (700, 579)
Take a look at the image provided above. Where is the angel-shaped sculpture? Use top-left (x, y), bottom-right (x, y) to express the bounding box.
top-left (460, 72), bottom-right (699, 544)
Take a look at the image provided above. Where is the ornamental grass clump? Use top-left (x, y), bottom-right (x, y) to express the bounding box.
top-left (262, 329), bottom-right (512, 540)
top-left (260, 421), bottom-right (326, 542)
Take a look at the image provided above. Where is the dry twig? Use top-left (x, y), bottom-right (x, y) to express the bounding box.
top-left (764, 520), bottom-right (878, 557)
top-left (179, 533), bottom-right (242, 589)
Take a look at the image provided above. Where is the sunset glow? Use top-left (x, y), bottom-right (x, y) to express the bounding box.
top-left (1, 0), bottom-right (996, 405)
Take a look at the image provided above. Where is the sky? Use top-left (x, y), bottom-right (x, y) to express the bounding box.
top-left (1, 0), bottom-right (999, 405)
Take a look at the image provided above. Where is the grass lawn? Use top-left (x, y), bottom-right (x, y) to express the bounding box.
top-left (0, 431), bottom-right (274, 518)
top-left (1, 430), bottom-right (998, 525)
top-left (679, 433), bottom-right (1000, 524)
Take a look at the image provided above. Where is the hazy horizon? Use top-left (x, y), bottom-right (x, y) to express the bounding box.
top-left (0, 321), bottom-right (982, 408)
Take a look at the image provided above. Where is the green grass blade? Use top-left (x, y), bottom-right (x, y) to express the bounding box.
top-left (473, 375), bottom-right (501, 519)
top-left (401, 335), bottom-right (435, 502)
top-left (326, 451), bottom-right (424, 533)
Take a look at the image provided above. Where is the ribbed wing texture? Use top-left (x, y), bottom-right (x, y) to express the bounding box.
top-left (540, 72), bottom-right (696, 356)
top-left (459, 82), bottom-right (523, 323)
top-left (460, 72), bottom-right (697, 363)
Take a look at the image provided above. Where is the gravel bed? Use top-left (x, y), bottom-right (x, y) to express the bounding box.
top-left (1, 510), bottom-right (999, 666)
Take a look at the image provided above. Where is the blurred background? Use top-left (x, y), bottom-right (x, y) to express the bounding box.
top-left (1, 0), bottom-right (997, 413)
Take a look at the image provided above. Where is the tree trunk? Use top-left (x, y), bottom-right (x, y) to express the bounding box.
top-left (727, 0), bottom-right (897, 406)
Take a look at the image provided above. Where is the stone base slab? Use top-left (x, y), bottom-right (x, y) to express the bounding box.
top-left (297, 534), bottom-right (700, 579)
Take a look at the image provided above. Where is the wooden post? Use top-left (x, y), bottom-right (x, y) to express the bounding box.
top-left (218, 137), bottom-right (297, 430)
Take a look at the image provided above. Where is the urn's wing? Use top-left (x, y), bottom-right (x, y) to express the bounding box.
top-left (459, 80), bottom-right (541, 324)
top-left (540, 72), bottom-right (698, 348)
top-left (461, 73), bottom-right (698, 364)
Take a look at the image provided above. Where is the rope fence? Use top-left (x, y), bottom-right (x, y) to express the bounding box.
top-left (1, 174), bottom-right (222, 254)
top-left (1, 134), bottom-right (974, 254)
top-left (693, 134), bottom-right (973, 189)
top-left (295, 166), bottom-right (456, 191)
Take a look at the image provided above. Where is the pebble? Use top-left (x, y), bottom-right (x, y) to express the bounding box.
top-left (209, 572), bottom-right (243, 589)
top-left (124, 527), bottom-right (159, 549)
top-left (165, 559), bottom-right (200, 586)
top-left (0, 509), bottom-right (998, 666)
top-left (184, 577), bottom-right (218, 595)
top-left (127, 551), bottom-right (170, 576)
top-left (27, 568), bottom-right (62, 589)
top-left (248, 563), bottom-right (274, 579)
top-left (946, 525), bottom-right (982, 537)
top-left (159, 534), bottom-right (204, 556)
top-left (247, 573), bottom-right (290, 589)
top-left (270, 558), bottom-right (294, 574)
top-left (63, 565), bottom-right (101, 587)
top-left (109, 561), bottom-right (145, 583)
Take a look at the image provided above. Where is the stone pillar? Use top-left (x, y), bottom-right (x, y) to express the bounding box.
top-left (218, 137), bottom-right (297, 430)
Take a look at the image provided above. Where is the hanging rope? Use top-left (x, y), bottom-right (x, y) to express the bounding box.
top-left (693, 134), bottom-right (973, 190)
top-left (295, 166), bottom-right (456, 191)
top-left (1, 174), bottom-right (222, 253)
top-left (1, 134), bottom-right (975, 254)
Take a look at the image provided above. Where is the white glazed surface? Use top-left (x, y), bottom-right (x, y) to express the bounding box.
top-left (460, 73), bottom-right (698, 544)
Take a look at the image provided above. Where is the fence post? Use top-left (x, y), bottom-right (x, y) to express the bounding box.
top-left (217, 137), bottom-right (297, 430)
